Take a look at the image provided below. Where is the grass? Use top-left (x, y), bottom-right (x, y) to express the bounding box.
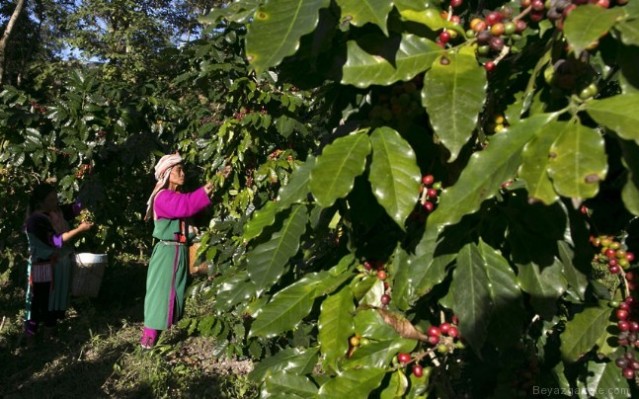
top-left (0, 256), bottom-right (258, 399)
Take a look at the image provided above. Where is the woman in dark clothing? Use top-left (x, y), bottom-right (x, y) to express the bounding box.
top-left (24, 183), bottom-right (93, 342)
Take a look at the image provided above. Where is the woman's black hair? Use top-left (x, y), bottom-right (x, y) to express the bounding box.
top-left (28, 183), bottom-right (56, 214)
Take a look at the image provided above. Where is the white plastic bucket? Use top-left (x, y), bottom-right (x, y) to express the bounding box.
top-left (72, 253), bottom-right (108, 297)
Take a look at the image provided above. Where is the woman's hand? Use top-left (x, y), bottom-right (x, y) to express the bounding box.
top-left (77, 221), bottom-right (94, 233)
top-left (61, 221), bottom-right (94, 243)
top-left (204, 182), bottom-right (214, 196)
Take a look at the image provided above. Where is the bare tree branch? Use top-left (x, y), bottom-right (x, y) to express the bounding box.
top-left (0, 0), bottom-right (26, 87)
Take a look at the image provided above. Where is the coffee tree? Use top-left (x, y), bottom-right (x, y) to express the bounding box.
top-left (201, 0), bottom-right (639, 397)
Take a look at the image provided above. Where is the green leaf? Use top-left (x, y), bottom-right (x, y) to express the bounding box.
top-left (341, 34), bottom-right (441, 88)
top-left (450, 243), bottom-right (492, 353)
top-left (369, 127), bottom-right (422, 228)
top-left (422, 47), bottom-right (487, 162)
top-left (560, 304), bottom-right (612, 363)
top-left (547, 121), bottom-right (607, 200)
top-left (336, 0), bottom-right (393, 35)
top-left (318, 287), bottom-right (355, 373)
top-left (583, 361), bottom-right (629, 399)
top-left (619, 139), bottom-right (639, 216)
top-left (250, 347), bottom-right (320, 382)
top-left (214, 271), bottom-right (257, 311)
top-left (478, 240), bottom-right (525, 347)
top-left (276, 156), bottom-right (315, 209)
top-left (380, 370), bottom-right (409, 399)
top-left (353, 309), bottom-right (398, 341)
top-left (244, 201), bottom-right (278, 241)
top-left (318, 368), bottom-right (387, 399)
top-left (563, 5), bottom-right (626, 55)
top-left (616, 20), bottom-right (639, 47)
top-left (586, 93), bottom-right (639, 143)
top-left (250, 273), bottom-right (321, 338)
top-left (557, 241), bottom-right (588, 301)
top-left (428, 113), bottom-right (557, 227)
top-left (247, 205), bottom-right (308, 293)
top-left (310, 131), bottom-right (372, 208)
top-left (263, 371), bottom-right (318, 398)
top-left (344, 338), bottom-right (416, 370)
top-left (399, 8), bottom-right (447, 31)
top-left (394, 227), bottom-right (455, 310)
top-left (517, 260), bottom-right (567, 320)
top-left (314, 255), bottom-right (357, 295)
top-left (246, 0), bottom-right (330, 73)
top-left (519, 120), bottom-right (562, 204)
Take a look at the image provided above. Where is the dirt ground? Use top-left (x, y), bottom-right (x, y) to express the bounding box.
top-left (0, 259), bottom-right (256, 399)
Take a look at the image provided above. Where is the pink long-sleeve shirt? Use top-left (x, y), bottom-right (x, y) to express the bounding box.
top-left (153, 187), bottom-right (211, 220)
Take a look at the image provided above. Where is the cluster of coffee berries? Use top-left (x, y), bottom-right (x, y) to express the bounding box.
top-left (468, 5), bottom-right (528, 71)
top-left (30, 100), bottom-right (47, 114)
top-left (369, 81), bottom-right (423, 125)
top-left (420, 174), bottom-right (442, 213)
top-left (615, 350), bottom-right (639, 380)
top-left (396, 351), bottom-right (431, 378)
top-left (364, 259), bottom-right (392, 306)
top-left (492, 114), bottom-right (508, 133)
top-left (75, 163), bottom-right (93, 179)
top-left (75, 209), bottom-right (95, 224)
top-left (437, 1), bottom-right (464, 48)
top-left (590, 235), bottom-right (635, 275)
top-left (426, 319), bottom-right (463, 354)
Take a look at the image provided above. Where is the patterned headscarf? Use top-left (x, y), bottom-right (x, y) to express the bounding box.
top-left (144, 153), bottom-right (183, 220)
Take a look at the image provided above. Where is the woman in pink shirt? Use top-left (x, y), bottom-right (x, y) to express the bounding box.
top-left (140, 153), bottom-right (214, 349)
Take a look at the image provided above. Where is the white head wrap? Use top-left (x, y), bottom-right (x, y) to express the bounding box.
top-left (144, 153), bottom-right (183, 220)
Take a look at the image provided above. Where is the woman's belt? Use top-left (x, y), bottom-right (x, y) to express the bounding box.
top-left (158, 240), bottom-right (186, 246)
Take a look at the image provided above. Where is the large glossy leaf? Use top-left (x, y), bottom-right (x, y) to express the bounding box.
top-left (560, 304), bottom-right (612, 363)
top-left (276, 156), bottom-right (315, 209)
top-left (314, 255), bottom-right (357, 295)
top-left (582, 361), bottom-right (629, 399)
top-left (422, 47), bottom-right (487, 162)
top-left (517, 260), bottom-right (567, 320)
top-left (244, 200), bottom-right (278, 241)
top-left (616, 20), bottom-right (639, 47)
top-left (344, 338), bottom-right (416, 370)
top-left (245, 0), bottom-right (330, 73)
top-left (519, 120), bottom-right (562, 204)
top-left (547, 122), bottom-right (607, 199)
top-left (557, 241), bottom-right (588, 301)
top-left (478, 240), bottom-right (525, 346)
top-left (428, 113), bottom-right (557, 227)
top-left (380, 370), bottom-right (409, 399)
top-left (449, 243), bottom-right (492, 353)
top-left (263, 371), bottom-right (318, 399)
top-left (247, 205), bottom-right (308, 293)
top-left (368, 127), bottom-right (422, 228)
top-left (341, 34), bottom-right (441, 88)
top-left (585, 93), bottom-right (639, 143)
top-left (619, 139), bottom-right (639, 216)
top-left (318, 287), bottom-right (355, 373)
top-left (309, 131), bottom-right (372, 208)
top-left (563, 5), bottom-right (626, 55)
top-left (250, 347), bottom-right (320, 382)
top-left (353, 309), bottom-right (399, 341)
top-left (336, 0), bottom-right (393, 35)
top-left (213, 271), bottom-right (257, 311)
top-left (250, 273), bottom-right (321, 338)
top-left (393, 226), bottom-right (456, 310)
top-left (622, 177), bottom-right (639, 216)
top-left (399, 8), bottom-right (449, 31)
top-left (318, 368), bottom-right (387, 399)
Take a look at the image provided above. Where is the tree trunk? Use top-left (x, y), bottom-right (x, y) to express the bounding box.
top-left (0, 0), bottom-right (27, 87)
